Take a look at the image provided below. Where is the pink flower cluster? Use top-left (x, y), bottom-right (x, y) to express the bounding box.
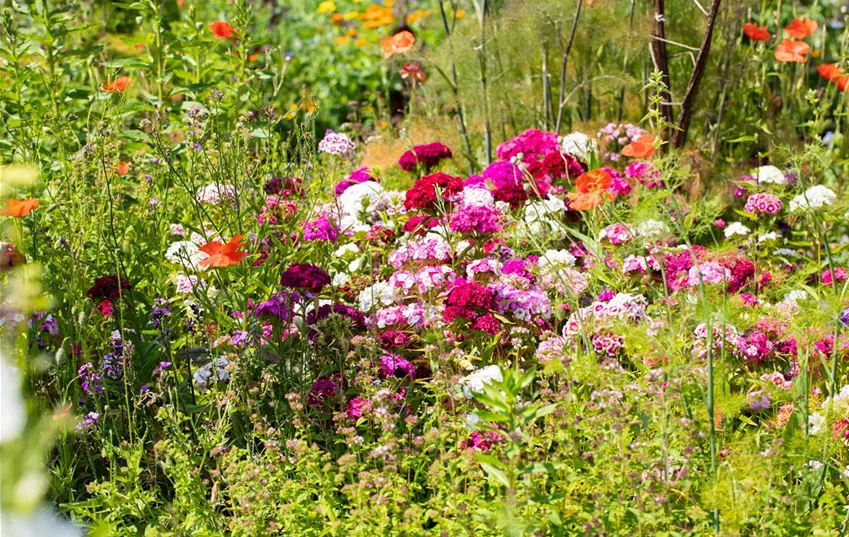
top-left (389, 238), bottom-right (452, 269)
top-left (449, 204), bottom-right (503, 235)
top-left (744, 193), bottom-right (782, 215)
top-left (599, 223), bottom-right (635, 245)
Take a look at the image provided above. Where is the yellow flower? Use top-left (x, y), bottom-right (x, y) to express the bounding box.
top-left (344, 11), bottom-right (360, 20)
top-left (355, 38), bottom-right (368, 47)
top-left (317, 1), bottom-right (336, 14)
top-left (334, 35), bottom-right (351, 45)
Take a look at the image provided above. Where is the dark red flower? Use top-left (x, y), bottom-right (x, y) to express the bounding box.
top-left (86, 275), bottom-right (131, 301)
top-left (398, 142), bottom-right (453, 172)
top-left (443, 281), bottom-right (497, 322)
top-left (279, 263), bottom-right (331, 293)
top-left (403, 172), bottom-right (463, 211)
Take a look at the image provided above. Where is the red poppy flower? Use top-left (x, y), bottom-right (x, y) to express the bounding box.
top-left (210, 21), bottom-right (235, 39)
top-left (620, 134), bottom-right (656, 159)
top-left (775, 39), bottom-right (810, 63)
top-left (2, 198), bottom-right (39, 217)
top-left (381, 31), bottom-right (415, 59)
top-left (743, 23), bottom-right (771, 42)
top-left (837, 76), bottom-right (849, 93)
top-left (199, 235), bottom-right (246, 267)
top-left (817, 63), bottom-right (845, 82)
top-left (784, 18), bottom-right (817, 39)
top-left (102, 76), bottom-right (132, 93)
top-left (401, 62), bottom-right (426, 84)
top-left (567, 169), bottom-right (614, 211)
top-left (116, 161), bottom-right (131, 176)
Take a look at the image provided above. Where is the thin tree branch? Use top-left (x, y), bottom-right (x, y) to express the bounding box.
top-left (671, 0), bottom-right (723, 148)
top-left (555, 0), bottom-right (583, 134)
top-left (649, 0), bottom-right (674, 133)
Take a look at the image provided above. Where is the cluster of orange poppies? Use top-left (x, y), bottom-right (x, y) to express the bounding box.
top-left (743, 17), bottom-right (846, 91)
top-left (567, 135), bottom-right (655, 211)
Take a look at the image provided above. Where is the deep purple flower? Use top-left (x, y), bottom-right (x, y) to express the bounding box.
top-left (307, 376), bottom-right (340, 408)
top-left (255, 291), bottom-right (298, 321)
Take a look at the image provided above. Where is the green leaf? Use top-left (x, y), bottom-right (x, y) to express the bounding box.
top-left (478, 462), bottom-right (509, 488)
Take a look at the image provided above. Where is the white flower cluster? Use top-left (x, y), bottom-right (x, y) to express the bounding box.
top-left (458, 365), bottom-right (503, 399)
top-left (789, 185), bottom-right (837, 213)
top-left (636, 219), bottom-right (670, 238)
top-left (165, 241), bottom-right (209, 269)
top-left (753, 165), bottom-right (787, 185)
top-left (358, 281), bottom-right (401, 312)
top-left (462, 185), bottom-right (496, 208)
top-left (538, 249), bottom-right (576, 272)
top-left (808, 385), bottom-right (849, 437)
top-left (724, 222), bottom-right (751, 238)
top-left (337, 181), bottom-right (386, 233)
top-left (521, 196), bottom-right (567, 236)
top-left (196, 183), bottom-right (236, 205)
top-left (560, 132), bottom-right (597, 162)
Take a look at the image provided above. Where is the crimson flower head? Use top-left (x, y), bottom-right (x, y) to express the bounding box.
top-left (443, 280), bottom-right (497, 323)
top-left (210, 21), bottom-right (235, 39)
top-left (400, 62), bottom-right (426, 84)
top-left (102, 76), bottom-right (132, 93)
top-left (199, 235), bottom-right (246, 267)
top-left (398, 142), bottom-right (453, 172)
top-left (743, 23), bottom-right (770, 42)
top-left (279, 263), bottom-right (331, 293)
top-left (403, 172), bottom-right (463, 211)
top-left (86, 275), bottom-right (131, 301)
top-left (784, 18), bottom-right (817, 39)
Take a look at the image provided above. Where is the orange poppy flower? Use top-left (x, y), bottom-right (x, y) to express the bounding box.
top-left (102, 76), bottom-right (132, 93)
top-left (2, 198), bottom-right (39, 217)
top-left (381, 30), bottom-right (415, 59)
top-left (817, 63), bottom-right (845, 82)
top-left (567, 169), bottom-right (614, 211)
top-left (210, 21), bottom-right (235, 39)
top-left (116, 161), bottom-right (131, 175)
top-left (784, 18), bottom-right (817, 39)
top-left (199, 235), bottom-right (246, 267)
top-left (620, 134), bottom-right (656, 159)
top-left (775, 39), bottom-right (810, 63)
top-left (743, 23), bottom-right (771, 42)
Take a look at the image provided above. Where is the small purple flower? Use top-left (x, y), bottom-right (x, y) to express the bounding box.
top-left (747, 391), bottom-right (771, 411)
top-left (76, 411), bottom-right (100, 432)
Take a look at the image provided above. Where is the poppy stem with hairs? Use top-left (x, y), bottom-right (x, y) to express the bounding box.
top-left (671, 0), bottom-right (723, 150)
